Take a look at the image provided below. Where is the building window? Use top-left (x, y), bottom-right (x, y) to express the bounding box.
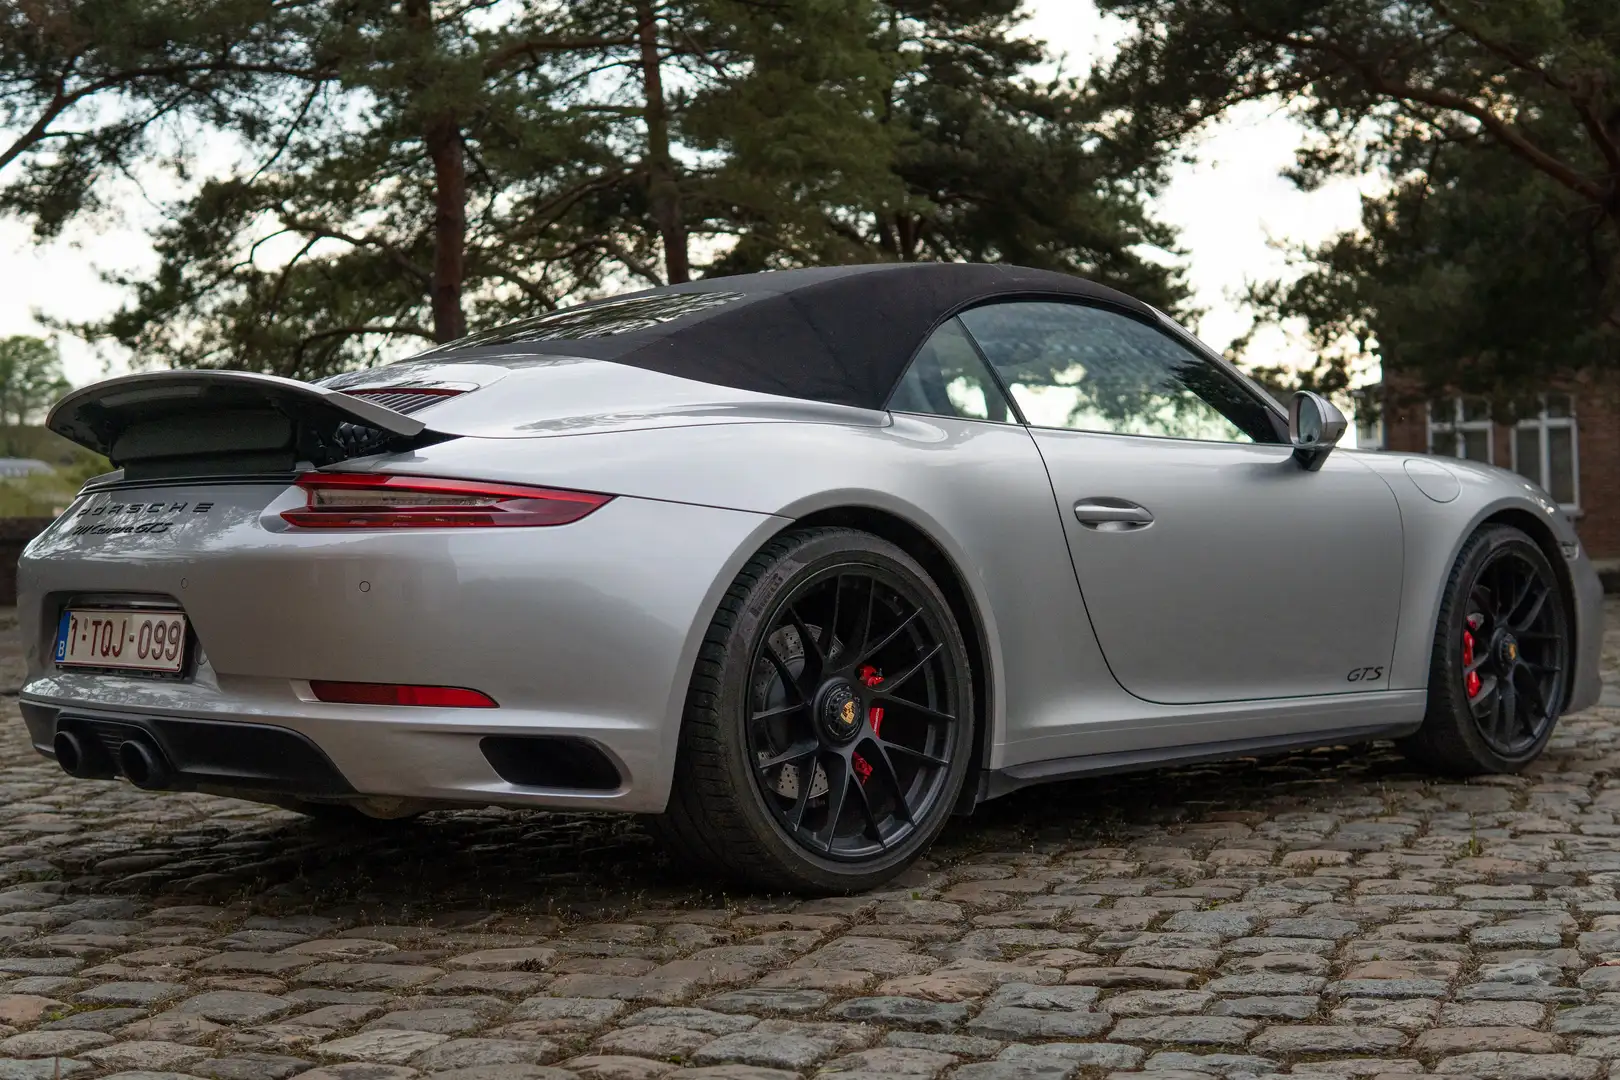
top-left (1351, 388), bottom-right (1383, 450)
top-left (1512, 393), bottom-right (1578, 510)
top-left (1427, 397), bottom-right (1494, 463)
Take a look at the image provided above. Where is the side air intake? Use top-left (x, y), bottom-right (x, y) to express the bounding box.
top-left (480, 736), bottom-right (622, 791)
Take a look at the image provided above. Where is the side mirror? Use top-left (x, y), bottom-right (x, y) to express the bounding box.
top-left (1289, 390), bottom-right (1348, 471)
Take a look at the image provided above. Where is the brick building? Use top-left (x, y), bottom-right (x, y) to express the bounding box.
top-left (1367, 381), bottom-right (1620, 577)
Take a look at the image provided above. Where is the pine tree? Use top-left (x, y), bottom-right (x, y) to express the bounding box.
top-left (1093, 0), bottom-right (1620, 396)
top-left (4, 1), bottom-right (1190, 379)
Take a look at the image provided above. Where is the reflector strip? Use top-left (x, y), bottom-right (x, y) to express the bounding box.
top-left (309, 681), bottom-right (498, 708)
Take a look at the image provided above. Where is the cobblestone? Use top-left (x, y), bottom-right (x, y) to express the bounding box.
top-left (0, 603), bottom-right (1611, 1078)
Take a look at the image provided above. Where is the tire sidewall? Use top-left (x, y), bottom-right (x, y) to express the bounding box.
top-left (712, 529), bottom-right (974, 891)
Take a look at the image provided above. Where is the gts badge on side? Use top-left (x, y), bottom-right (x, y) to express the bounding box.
top-left (1347, 666), bottom-right (1385, 683)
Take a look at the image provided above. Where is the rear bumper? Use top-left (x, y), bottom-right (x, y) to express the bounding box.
top-left (18, 490), bottom-right (784, 813)
top-left (1569, 546), bottom-right (1606, 715)
top-left (23, 705), bottom-right (355, 797)
top-left (19, 694), bottom-right (649, 810)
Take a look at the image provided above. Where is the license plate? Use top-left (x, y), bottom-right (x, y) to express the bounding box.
top-left (54, 609), bottom-right (188, 674)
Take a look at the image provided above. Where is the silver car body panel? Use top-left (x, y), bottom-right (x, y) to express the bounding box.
top-left (17, 355), bottom-right (1604, 813)
top-left (1351, 450), bottom-right (1603, 709)
top-left (1032, 430), bottom-right (1405, 704)
top-left (324, 355), bottom-right (888, 440)
top-left (22, 480), bottom-right (784, 812)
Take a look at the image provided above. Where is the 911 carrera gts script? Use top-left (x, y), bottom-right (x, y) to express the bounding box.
top-left (67, 501), bottom-right (214, 537)
top-left (1347, 666), bottom-right (1385, 682)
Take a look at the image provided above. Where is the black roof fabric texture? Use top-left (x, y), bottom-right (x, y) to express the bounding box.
top-left (422, 262), bottom-right (1150, 410)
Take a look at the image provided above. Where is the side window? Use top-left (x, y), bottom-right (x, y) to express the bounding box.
top-left (888, 318), bottom-right (1014, 423)
top-left (956, 301), bottom-right (1278, 443)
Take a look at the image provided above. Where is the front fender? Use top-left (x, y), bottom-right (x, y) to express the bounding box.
top-left (1354, 452), bottom-right (1601, 710)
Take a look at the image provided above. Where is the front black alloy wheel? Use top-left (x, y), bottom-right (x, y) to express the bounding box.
top-left (657, 527), bottom-right (973, 893)
top-left (1403, 524), bottom-right (1570, 775)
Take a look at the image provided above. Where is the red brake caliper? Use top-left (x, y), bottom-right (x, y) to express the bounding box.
top-left (852, 665), bottom-right (884, 784)
top-left (1463, 621), bottom-right (1481, 698)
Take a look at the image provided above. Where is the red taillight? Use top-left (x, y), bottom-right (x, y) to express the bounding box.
top-left (310, 681), bottom-right (497, 708)
top-left (281, 473), bottom-right (611, 529)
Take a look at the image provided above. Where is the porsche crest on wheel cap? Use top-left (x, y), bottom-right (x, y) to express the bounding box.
top-left (818, 681), bottom-right (861, 743)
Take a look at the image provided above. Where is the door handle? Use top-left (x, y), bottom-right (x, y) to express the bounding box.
top-left (1073, 499), bottom-right (1154, 531)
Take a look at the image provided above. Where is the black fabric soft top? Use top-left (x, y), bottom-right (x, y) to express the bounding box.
top-left (417, 263), bottom-right (1152, 410)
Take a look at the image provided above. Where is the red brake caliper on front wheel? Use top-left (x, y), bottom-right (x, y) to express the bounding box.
top-left (852, 665), bottom-right (884, 784)
top-left (1463, 615), bottom-right (1482, 698)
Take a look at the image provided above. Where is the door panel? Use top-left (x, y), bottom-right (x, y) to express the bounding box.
top-left (1033, 431), bottom-right (1404, 704)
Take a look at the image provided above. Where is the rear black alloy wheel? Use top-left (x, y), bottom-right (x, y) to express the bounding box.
top-left (1403, 524), bottom-right (1570, 775)
top-left (657, 527), bottom-right (973, 893)
top-left (746, 565), bottom-right (961, 861)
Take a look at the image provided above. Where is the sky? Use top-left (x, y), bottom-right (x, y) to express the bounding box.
top-left (0, 1), bottom-right (1379, 392)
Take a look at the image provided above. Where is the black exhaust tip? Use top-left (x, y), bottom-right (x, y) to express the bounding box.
top-left (117, 739), bottom-right (171, 790)
top-left (53, 729), bottom-right (114, 779)
top-left (53, 730), bottom-right (84, 775)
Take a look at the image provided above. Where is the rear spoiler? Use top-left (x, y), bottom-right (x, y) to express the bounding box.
top-left (48, 370), bottom-right (437, 480)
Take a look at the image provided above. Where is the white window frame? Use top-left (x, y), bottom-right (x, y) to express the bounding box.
top-left (1426, 398), bottom-right (1494, 463)
top-left (1511, 394), bottom-right (1579, 512)
top-left (1350, 387), bottom-right (1382, 449)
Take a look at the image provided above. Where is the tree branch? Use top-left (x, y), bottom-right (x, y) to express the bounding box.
top-left (293, 322), bottom-right (435, 368)
top-left (300, 322), bottom-right (435, 344)
top-left (0, 58), bottom-right (332, 173)
top-left (1217, 3), bottom-right (1605, 202)
top-left (599, 236), bottom-right (665, 287)
top-left (266, 233), bottom-right (322, 318)
top-left (1427, 2), bottom-right (1620, 181)
top-left (277, 211), bottom-right (432, 286)
top-left (482, 36), bottom-right (637, 76)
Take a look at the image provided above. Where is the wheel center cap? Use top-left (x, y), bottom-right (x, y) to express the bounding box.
top-left (1497, 633), bottom-right (1520, 666)
top-left (816, 680), bottom-right (861, 744)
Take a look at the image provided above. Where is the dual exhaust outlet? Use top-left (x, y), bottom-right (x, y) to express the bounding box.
top-left (53, 728), bottom-right (173, 790)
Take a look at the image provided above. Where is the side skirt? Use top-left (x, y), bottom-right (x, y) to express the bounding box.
top-left (977, 721), bottom-right (1423, 803)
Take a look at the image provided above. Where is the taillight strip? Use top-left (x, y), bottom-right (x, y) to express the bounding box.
top-left (281, 472), bottom-right (612, 529)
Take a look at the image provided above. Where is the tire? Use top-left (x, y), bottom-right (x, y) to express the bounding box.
top-left (656, 527), bottom-right (975, 893)
top-left (1401, 524), bottom-right (1571, 776)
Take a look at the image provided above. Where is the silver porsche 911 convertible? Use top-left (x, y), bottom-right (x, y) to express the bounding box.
top-left (17, 263), bottom-right (1604, 892)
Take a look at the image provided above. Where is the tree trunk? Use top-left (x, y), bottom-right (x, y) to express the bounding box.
top-left (635, 0), bottom-right (688, 284)
top-left (406, 0), bottom-right (468, 342)
top-left (424, 115), bottom-right (468, 341)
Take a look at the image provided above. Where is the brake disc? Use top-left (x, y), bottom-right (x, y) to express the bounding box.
top-left (772, 757), bottom-right (830, 800)
top-left (754, 624), bottom-right (831, 801)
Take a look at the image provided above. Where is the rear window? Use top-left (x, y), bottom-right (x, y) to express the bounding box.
top-left (425, 291), bottom-right (746, 355)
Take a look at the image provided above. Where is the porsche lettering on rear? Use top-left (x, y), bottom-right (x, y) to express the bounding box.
top-left (64, 500), bottom-right (214, 538)
top-left (75, 500), bottom-right (214, 516)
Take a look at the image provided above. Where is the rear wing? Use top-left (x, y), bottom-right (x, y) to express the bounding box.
top-left (48, 370), bottom-right (437, 481)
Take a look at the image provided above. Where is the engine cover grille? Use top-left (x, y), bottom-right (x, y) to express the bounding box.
top-left (340, 388), bottom-right (465, 415)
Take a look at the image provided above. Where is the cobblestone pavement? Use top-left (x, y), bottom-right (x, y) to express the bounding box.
top-left (0, 608), bottom-right (1617, 1080)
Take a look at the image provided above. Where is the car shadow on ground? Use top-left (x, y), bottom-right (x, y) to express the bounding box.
top-left (7, 601), bottom-right (1610, 918)
top-left (106, 735), bottom-right (1442, 919)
